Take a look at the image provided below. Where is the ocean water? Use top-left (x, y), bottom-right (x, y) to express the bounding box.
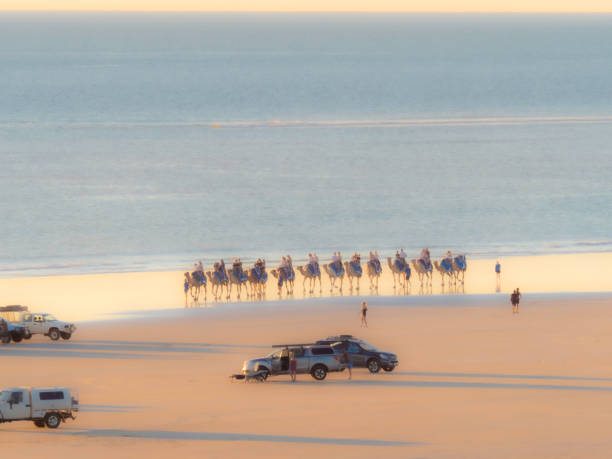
top-left (1, 13), bottom-right (612, 277)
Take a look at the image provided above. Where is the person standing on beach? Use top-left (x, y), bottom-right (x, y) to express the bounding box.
top-left (342, 349), bottom-right (352, 380)
top-left (289, 352), bottom-right (297, 383)
top-left (495, 260), bottom-right (501, 291)
top-left (361, 301), bottom-right (368, 327)
top-left (184, 277), bottom-right (189, 307)
top-left (511, 288), bottom-right (522, 313)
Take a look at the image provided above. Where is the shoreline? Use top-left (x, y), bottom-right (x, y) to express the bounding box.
top-left (1, 251), bottom-right (611, 322)
top-left (2, 245), bottom-right (612, 279)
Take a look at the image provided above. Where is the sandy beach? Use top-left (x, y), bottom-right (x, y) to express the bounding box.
top-left (2, 290), bottom-right (612, 458)
top-left (2, 253), bottom-right (612, 457)
top-left (1, 252), bottom-right (612, 321)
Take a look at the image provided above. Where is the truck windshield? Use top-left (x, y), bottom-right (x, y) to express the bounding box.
top-left (44, 315), bottom-right (57, 321)
top-left (0, 391), bottom-right (9, 402)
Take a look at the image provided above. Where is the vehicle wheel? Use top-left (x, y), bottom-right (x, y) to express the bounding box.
top-left (11, 332), bottom-right (23, 343)
top-left (383, 366), bottom-right (395, 372)
top-left (23, 330), bottom-right (32, 339)
top-left (48, 328), bottom-right (60, 341)
top-left (44, 413), bottom-right (61, 429)
top-left (33, 420), bottom-right (45, 428)
top-left (60, 332), bottom-right (71, 340)
top-left (1, 334), bottom-right (11, 344)
top-left (367, 358), bottom-right (382, 374)
top-left (311, 365), bottom-right (328, 381)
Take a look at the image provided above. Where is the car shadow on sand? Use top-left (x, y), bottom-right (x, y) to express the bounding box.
top-left (20, 429), bottom-right (420, 446)
top-left (272, 378), bottom-right (612, 392)
top-left (389, 371), bottom-right (612, 382)
top-left (0, 340), bottom-right (268, 359)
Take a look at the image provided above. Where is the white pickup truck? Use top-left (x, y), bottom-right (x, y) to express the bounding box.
top-left (0, 387), bottom-right (78, 428)
top-left (19, 313), bottom-right (76, 341)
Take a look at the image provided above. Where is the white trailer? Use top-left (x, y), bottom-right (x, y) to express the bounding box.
top-left (0, 387), bottom-right (78, 428)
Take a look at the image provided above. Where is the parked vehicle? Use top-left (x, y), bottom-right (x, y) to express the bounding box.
top-left (5, 321), bottom-right (26, 343)
top-left (316, 335), bottom-right (399, 373)
top-left (0, 319), bottom-right (10, 344)
top-left (0, 387), bottom-right (79, 428)
top-left (0, 306), bottom-right (27, 343)
top-left (19, 313), bottom-right (76, 341)
top-left (242, 344), bottom-right (347, 381)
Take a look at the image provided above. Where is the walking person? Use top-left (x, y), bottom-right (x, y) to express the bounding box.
top-left (184, 277), bottom-right (189, 307)
top-left (510, 289), bottom-right (518, 313)
top-left (361, 300), bottom-right (368, 327)
top-left (495, 260), bottom-right (501, 291)
top-left (342, 349), bottom-right (352, 380)
top-left (289, 352), bottom-right (297, 383)
top-left (515, 288), bottom-right (522, 313)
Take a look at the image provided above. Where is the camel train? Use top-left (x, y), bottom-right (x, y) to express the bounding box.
top-left (185, 251), bottom-right (466, 303)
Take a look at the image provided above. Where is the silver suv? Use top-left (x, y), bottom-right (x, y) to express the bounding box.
top-left (242, 344), bottom-right (346, 381)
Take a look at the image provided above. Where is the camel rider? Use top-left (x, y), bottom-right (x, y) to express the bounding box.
top-left (370, 251), bottom-right (382, 273)
top-left (308, 253), bottom-right (317, 276)
top-left (214, 259), bottom-right (227, 282)
top-left (331, 252), bottom-right (343, 274)
top-left (395, 250), bottom-right (406, 271)
top-left (419, 248), bottom-right (432, 271)
top-left (441, 250), bottom-right (453, 272)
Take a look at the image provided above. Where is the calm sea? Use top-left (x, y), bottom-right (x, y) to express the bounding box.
top-left (1, 13), bottom-right (612, 277)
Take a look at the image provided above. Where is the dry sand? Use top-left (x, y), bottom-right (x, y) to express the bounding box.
top-left (3, 291), bottom-right (612, 458)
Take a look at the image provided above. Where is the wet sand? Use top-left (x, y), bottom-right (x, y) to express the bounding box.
top-left (1, 252), bottom-right (611, 321)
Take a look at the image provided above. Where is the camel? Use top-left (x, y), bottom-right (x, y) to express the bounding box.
top-left (296, 265), bottom-right (322, 295)
top-left (433, 260), bottom-right (454, 288)
top-left (386, 257), bottom-right (410, 290)
top-left (366, 260), bottom-right (382, 291)
top-left (206, 270), bottom-right (229, 300)
top-left (184, 271), bottom-right (206, 305)
top-left (270, 267), bottom-right (294, 296)
top-left (228, 266), bottom-right (248, 299)
top-left (410, 258), bottom-right (433, 289)
top-left (323, 263), bottom-right (344, 293)
top-left (452, 255), bottom-right (467, 284)
top-left (247, 266), bottom-right (268, 298)
top-left (344, 260), bottom-right (362, 292)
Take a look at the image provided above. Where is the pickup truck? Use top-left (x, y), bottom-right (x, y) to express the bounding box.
top-left (0, 387), bottom-right (79, 428)
top-left (19, 313), bottom-right (76, 341)
top-left (242, 344), bottom-right (346, 381)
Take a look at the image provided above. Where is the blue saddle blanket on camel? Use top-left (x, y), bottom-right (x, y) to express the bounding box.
top-left (454, 255), bottom-right (466, 270)
top-left (252, 267), bottom-right (268, 283)
top-left (369, 260), bottom-right (382, 274)
top-left (192, 271), bottom-right (207, 285)
top-left (232, 269), bottom-right (247, 282)
top-left (441, 259), bottom-right (453, 272)
top-left (308, 263), bottom-right (321, 276)
top-left (330, 262), bottom-right (344, 277)
top-left (349, 261), bottom-right (362, 276)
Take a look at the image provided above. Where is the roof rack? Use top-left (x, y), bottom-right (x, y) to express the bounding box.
top-left (0, 305), bottom-right (29, 312)
top-left (272, 343), bottom-right (316, 348)
top-left (326, 334), bottom-right (355, 340)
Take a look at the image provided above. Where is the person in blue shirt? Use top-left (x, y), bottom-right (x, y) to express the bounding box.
top-left (495, 260), bottom-right (501, 290)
